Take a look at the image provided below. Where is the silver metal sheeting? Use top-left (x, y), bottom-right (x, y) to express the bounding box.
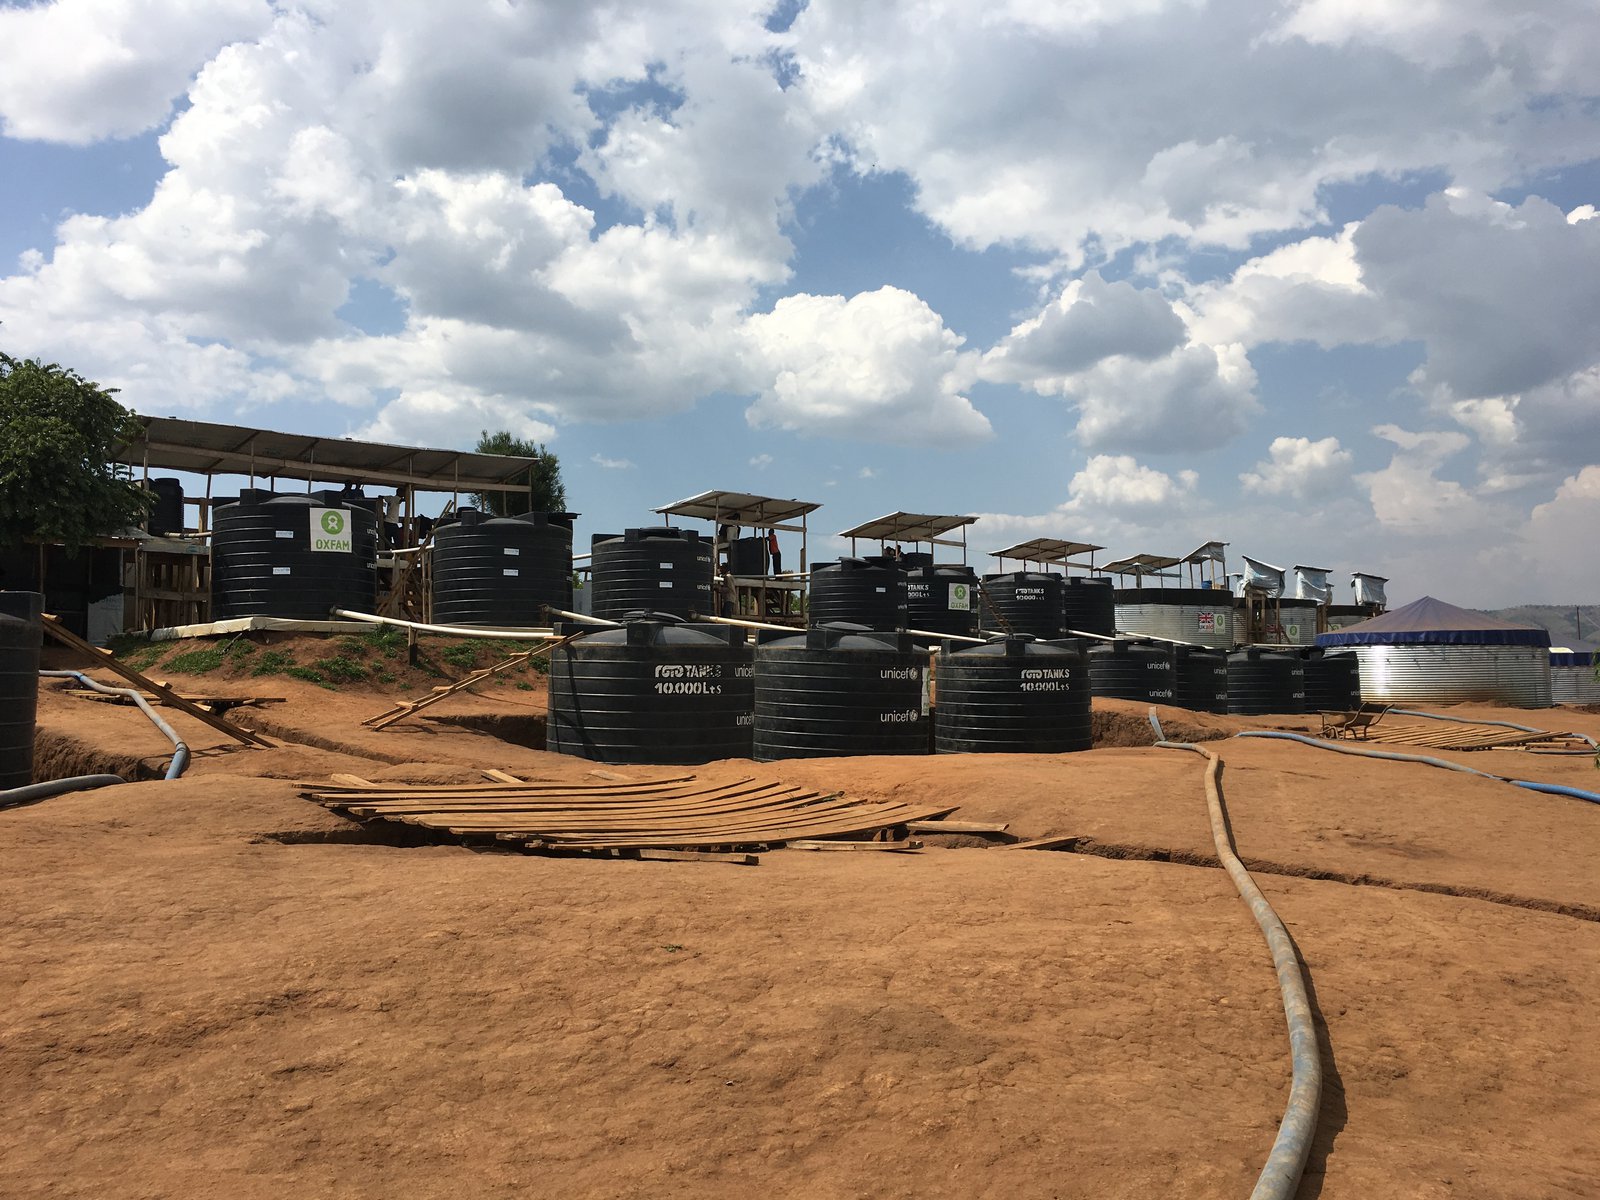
top-left (1326, 645), bottom-right (1553, 707)
top-left (1552, 665), bottom-right (1600, 704)
top-left (1114, 600), bottom-right (1234, 649)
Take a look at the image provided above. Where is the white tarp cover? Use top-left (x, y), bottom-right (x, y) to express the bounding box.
top-left (1351, 572), bottom-right (1388, 607)
top-left (1242, 556), bottom-right (1284, 597)
top-left (1227, 572), bottom-right (1246, 598)
top-left (1292, 565), bottom-right (1332, 603)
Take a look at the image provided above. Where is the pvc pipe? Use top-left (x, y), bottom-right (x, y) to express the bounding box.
top-left (705, 615), bottom-right (797, 634)
top-left (330, 609), bottom-right (557, 640)
top-left (1234, 730), bottom-right (1600, 805)
top-left (1391, 707), bottom-right (1599, 750)
top-left (544, 607), bottom-right (619, 627)
top-left (906, 628), bottom-right (987, 644)
top-left (41, 671), bottom-right (190, 780)
top-left (1148, 711), bottom-right (1322, 1200)
top-left (1, 775), bottom-right (126, 810)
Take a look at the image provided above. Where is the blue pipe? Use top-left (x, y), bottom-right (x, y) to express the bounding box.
top-left (40, 671), bottom-right (191, 780)
top-left (1149, 711), bottom-right (1322, 1200)
top-left (1390, 707), bottom-right (1599, 750)
top-left (1235, 730), bottom-right (1600, 806)
top-left (1, 774), bottom-right (126, 810)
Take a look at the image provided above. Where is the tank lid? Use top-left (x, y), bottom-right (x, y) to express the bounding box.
top-left (948, 634), bottom-right (1083, 660)
top-left (572, 611), bottom-right (744, 650)
top-left (982, 570), bottom-right (1062, 582)
top-left (765, 621), bottom-right (913, 654)
top-left (0, 590), bottom-right (44, 623)
top-left (813, 556), bottom-right (896, 573)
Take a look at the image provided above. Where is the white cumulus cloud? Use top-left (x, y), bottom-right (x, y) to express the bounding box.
top-left (1240, 436), bottom-right (1354, 499)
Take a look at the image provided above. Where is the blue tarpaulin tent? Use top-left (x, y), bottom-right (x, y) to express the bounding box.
top-left (1316, 596), bottom-right (1551, 648)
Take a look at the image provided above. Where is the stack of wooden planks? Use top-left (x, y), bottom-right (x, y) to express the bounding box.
top-left (302, 772), bottom-right (957, 860)
top-left (1364, 721), bottom-right (1589, 753)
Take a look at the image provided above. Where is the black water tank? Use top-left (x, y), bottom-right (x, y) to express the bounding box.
top-left (754, 624), bottom-right (928, 760)
top-left (1302, 649), bottom-right (1361, 712)
top-left (1088, 640), bottom-right (1175, 702)
top-left (1227, 648), bottom-right (1306, 715)
top-left (431, 509), bottom-right (573, 627)
top-left (905, 564), bottom-right (978, 640)
top-left (0, 591), bottom-right (42, 789)
top-left (726, 536), bottom-right (769, 576)
top-left (935, 635), bottom-right (1091, 754)
top-left (808, 557), bottom-right (906, 631)
top-left (980, 572), bottom-right (1065, 639)
top-left (1174, 646), bottom-right (1229, 713)
top-left (590, 528), bottom-right (714, 622)
top-left (1061, 576), bottom-right (1116, 637)
top-left (148, 478), bottom-right (184, 536)
top-left (547, 614), bottom-right (753, 764)
top-left (211, 493), bottom-right (377, 620)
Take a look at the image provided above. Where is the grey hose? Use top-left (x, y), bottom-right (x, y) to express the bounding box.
top-left (0, 774), bottom-right (125, 810)
top-left (1148, 712), bottom-right (1323, 1200)
top-left (40, 671), bottom-right (191, 780)
top-left (1235, 730), bottom-right (1600, 805)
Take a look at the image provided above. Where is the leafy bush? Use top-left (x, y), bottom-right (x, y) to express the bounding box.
top-left (165, 647), bottom-right (226, 675)
top-left (313, 654), bottom-right (367, 683)
top-left (250, 649), bottom-right (295, 677)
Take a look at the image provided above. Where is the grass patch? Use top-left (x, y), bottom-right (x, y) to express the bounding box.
top-left (164, 646), bottom-right (227, 675)
top-left (284, 665), bottom-right (327, 685)
top-left (440, 640), bottom-right (487, 671)
top-left (250, 649), bottom-right (296, 677)
top-left (313, 654), bottom-right (367, 683)
top-left (337, 627), bottom-right (407, 660)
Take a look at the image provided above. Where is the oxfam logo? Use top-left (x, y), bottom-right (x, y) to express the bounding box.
top-left (321, 511), bottom-right (346, 535)
top-left (953, 585), bottom-right (968, 601)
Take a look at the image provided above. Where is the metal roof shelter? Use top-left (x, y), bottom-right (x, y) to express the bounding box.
top-left (654, 490), bottom-right (821, 532)
top-left (113, 415), bottom-right (545, 495)
top-left (839, 512), bottom-right (977, 562)
top-left (1179, 540), bottom-right (1229, 587)
top-left (989, 538), bottom-right (1103, 573)
top-left (1102, 552), bottom-right (1183, 585)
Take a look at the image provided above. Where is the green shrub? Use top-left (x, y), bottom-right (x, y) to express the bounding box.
top-left (284, 665), bottom-right (326, 685)
top-left (165, 646), bottom-right (226, 675)
top-left (250, 649), bottom-right (295, 677)
top-left (314, 655), bottom-right (367, 683)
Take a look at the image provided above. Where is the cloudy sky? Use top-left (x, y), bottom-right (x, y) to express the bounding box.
top-left (2, 0), bottom-right (1597, 606)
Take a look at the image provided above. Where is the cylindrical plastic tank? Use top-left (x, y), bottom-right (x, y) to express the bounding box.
top-left (753, 624), bottom-right (928, 760)
top-left (148, 478), bottom-right (184, 536)
top-left (1227, 648), bottom-right (1306, 714)
top-left (808, 557), bottom-right (907, 631)
top-left (0, 591), bottom-right (42, 789)
top-left (1113, 587), bottom-right (1233, 649)
top-left (980, 572), bottom-right (1065, 640)
top-left (1087, 640), bottom-right (1175, 703)
top-left (1173, 646), bottom-right (1229, 713)
top-left (905, 564), bottom-right (978, 639)
top-left (1061, 576), bottom-right (1116, 638)
top-left (211, 493), bottom-right (377, 620)
top-left (546, 614), bottom-right (753, 764)
top-left (1301, 649), bottom-right (1361, 712)
top-left (590, 528), bottom-right (714, 622)
top-left (935, 635), bottom-right (1091, 754)
top-left (431, 509), bottom-right (573, 628)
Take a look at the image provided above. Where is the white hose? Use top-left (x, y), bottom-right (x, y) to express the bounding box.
top-left (330, 609), bottom-right (556, 640)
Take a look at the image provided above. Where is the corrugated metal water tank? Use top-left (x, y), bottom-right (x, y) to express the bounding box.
top-left (212, 492), bottom-right (377, 620)
top-left (1315, 596), bottom-right (1552, 708)
top-left (935, 635), bottom-right (1091, 754)
top-left (1113, 587), bottom-right (1233, 649)
top-left (1275, 599), bottom-right (1321, 646)
top-left (1551, 648), bottom-right (1600, 704)
top-left (980, 572), bottom-right (1064, 640)
top-left (1087, 640), bottom-right (1175, 703)
top-left (431, 508), bottom-right (573, 627)
top-left (546, 614), bottom-right (753, 763)
top-left (1061, 577), bottom-right (1116, 637)
top-left (590, 528), bottom-right (714, 622)
top-left (905, 564), bottom-right (978, 639)
top-left (0, 591), bottom-right (42, 789)
top-left (753, 624), bottom-right (928, 760)
top-left (808, 557), bottom-right (906, 631)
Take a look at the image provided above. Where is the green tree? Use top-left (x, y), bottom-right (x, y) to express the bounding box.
top-left (473, 429), bottom-right (566, 516)
top-left (0, 354), bottom-right (151, 551)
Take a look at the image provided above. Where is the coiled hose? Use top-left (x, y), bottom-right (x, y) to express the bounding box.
top-left (38, 671), bottom-right (191, 781)
top-left (1148, 711), bottom-right (1322, 1200)
top-left (1234, 730), bottom-right (1600, 806)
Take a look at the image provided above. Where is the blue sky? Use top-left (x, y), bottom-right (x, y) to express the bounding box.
top-left (1, 0), bottom-right (1598, 605)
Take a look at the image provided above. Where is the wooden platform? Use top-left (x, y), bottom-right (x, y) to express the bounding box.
top-left (302, 773), bottom-right (958, 857)
top-left (1364, 722), bottom-right (1589, 753)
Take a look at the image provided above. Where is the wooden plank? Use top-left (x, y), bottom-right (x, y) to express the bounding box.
top-left (634, 849), bottom-right (760, 866)
top-left (907, 819), bottom-right (1005, 835)
top-left (482, 770), bottom-right (525, 784)
top-left (786, 839), bottom-right (922, 852)
top-left (1002, 834), bottom-right (1082, 851)
top-left (362, 630), bottom-right (577, 729)
top-left (40, 613), bottom-right (272, 747)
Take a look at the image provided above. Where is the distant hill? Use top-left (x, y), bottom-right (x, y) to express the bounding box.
top-left (1476, 605), bottom-right (1600, 647)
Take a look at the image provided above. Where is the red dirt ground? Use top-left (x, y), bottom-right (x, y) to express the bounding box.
top-left (4, 646), bottom-right (1599, 1198)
